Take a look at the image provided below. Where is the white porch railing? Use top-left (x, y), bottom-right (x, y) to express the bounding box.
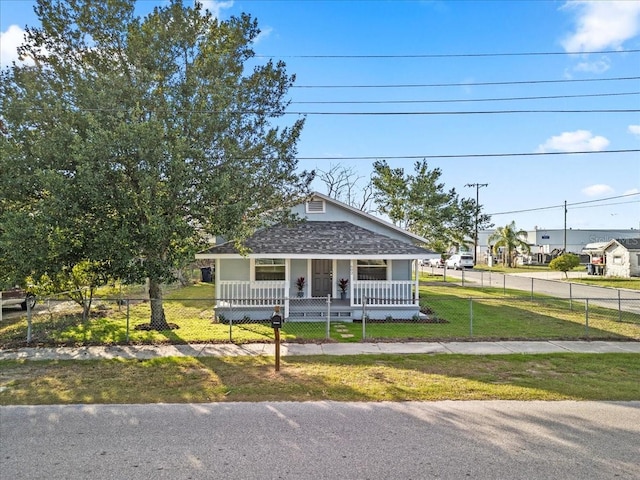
top-left (217, 281), bottom-right (287, 305)
top-left (353, 280), bottom-right (417, 306)
top-left (217, 280), bottom-right (417, 308)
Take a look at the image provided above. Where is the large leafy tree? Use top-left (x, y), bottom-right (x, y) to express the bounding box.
top-left (488, 221), bottom-right (531, 267)
top-left (371, 159), bottom-right (491, 250)
top-left (0, 0), bottom-right (313, 329)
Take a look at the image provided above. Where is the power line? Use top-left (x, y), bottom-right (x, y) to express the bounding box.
top-left (487, 193), bottom-right (640, 216)
top-left (291, 91), bottom-right (640, 105)
top-left (571, 200), bottom-right (640, 210)
top-left (257, 49), bottom-right (640, 59)
top-left (15, 106), bottom-right (639, 116)
top-left (283, 109), bottom-right (639, 115)
top-left (296, 149), bottom-right (639, 161)
top-left (292, 76), bottom-right (640, 88)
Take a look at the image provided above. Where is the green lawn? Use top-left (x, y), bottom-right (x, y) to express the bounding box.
top-left (560, 276), bottom-right (640, 290)
top-left (1, 353), bottom-right (638, 405)
top-left (1, 281), bottom-right (638, 348)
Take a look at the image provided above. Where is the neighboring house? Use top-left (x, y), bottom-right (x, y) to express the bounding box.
top-left (603, 238), bottom-right (640, 278)
top-left (582, 242), bottom-right (608, 276)
top-left (195, 192), bottom-right (436, 322)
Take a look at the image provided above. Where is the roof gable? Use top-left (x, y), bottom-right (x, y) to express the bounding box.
top-left (605, 237), bottom-right (640, 252)
top-left (305, 192), bottom-right (429, 244)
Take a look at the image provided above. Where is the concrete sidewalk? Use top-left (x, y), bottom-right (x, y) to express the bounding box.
top-left (1, 340), bottom-right (639, 361)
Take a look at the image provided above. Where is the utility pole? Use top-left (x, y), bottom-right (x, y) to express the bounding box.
top-left (564, 200), bottom-right (567, 253)
top-left (465, 183), bottom-right (489, 265)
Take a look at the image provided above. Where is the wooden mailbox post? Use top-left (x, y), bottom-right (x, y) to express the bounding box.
top-left (271, 306), bottom-right (283, 372)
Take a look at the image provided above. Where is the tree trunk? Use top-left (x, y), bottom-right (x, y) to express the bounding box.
top-left (82, 288), bottom-right (94, 321)
top-left (148, 279), bottom-right (170, 330)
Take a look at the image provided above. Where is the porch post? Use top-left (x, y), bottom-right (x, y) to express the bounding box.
top-left (215, 258), bottom-right (221, 301)
top-left (414, 260), bottom-right (419, 305)
top-left (285, 259), bottom-right (290, 318)
top-left (349, 259), bottom-right (354, 307)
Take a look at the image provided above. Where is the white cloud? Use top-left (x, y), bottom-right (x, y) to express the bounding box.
top-left (537, 130), bottom-right (610, 153)
top-left (561, 1), bottom-right (640, 52)
top-left (0, 25), bottom-right (30, 68)
top-left (572, 58), bottom-right (610, 74)
top-left (629, 125), bottom-right (640, 137)
top-left (254, 26), bottom-right (273, 45)
top-left (199, 1), bottom-right (270, 44)
top-left (200, 1), bottom-right (234, 19)
top-left (623, 188), bottom-right (640, 195)
top-left (582, 184), bottom-right (614, 197)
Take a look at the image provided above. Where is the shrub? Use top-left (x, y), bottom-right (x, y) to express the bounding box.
top-left (549, 253), bottom-right (581, 278)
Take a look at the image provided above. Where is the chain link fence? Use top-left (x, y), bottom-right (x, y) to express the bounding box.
top-left (422, 266), bottom-right (640, 301)
top-left (1, 291), bottom-right (639, 348)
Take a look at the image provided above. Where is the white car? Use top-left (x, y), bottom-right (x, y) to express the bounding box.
top-left (0, 287), bottom-right (36, 311)
top-left (428, 258), bottom-right (444, 268)
top-left (445, 253), bottom-right (474, 270)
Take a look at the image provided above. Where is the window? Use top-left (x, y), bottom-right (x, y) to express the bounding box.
top-left (357, 260), bottom-right (387, 280)
top-left (613, 255), bottom-right (623, 265)
top-left (306, 199), bottom-right (325, 214)
top-left (255, 259), bottom-right (285, 281)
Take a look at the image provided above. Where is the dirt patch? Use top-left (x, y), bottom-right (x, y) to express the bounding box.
top-left (134, 323), bottom-right (180, 331)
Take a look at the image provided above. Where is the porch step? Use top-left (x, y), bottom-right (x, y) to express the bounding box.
top-left (289, 310), bottom-right (351, 320)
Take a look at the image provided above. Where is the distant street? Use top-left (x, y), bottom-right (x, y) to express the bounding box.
top-left (2, 401), bottom-right (639, 480)
top-left (428, 268), bottom-right (640, 313)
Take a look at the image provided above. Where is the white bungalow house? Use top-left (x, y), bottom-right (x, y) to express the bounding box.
top-left (195, 192), bottom-right (437, 322)
top-left (603, 238), bottom-right (640, 278)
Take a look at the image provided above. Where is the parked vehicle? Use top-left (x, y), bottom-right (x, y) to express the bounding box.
top-left (0, 287), bottom-right (36, 311)
top-left (428, 258), bottom-right (445, 268)
top-left (445, 253), bottom-right (474, 270)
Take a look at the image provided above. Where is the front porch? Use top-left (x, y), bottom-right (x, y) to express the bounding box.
top-left (214, 280), bottom-right (421, 322)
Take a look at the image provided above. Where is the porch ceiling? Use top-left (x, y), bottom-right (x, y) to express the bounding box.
top-left (196, 221), bottom-right (434, 259)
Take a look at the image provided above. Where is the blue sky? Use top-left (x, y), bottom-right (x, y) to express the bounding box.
top-left (2, 0), bottom-right (639, 231)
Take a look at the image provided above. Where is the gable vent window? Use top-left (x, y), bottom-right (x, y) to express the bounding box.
top-left (306, 199), bottom-right (325, 214)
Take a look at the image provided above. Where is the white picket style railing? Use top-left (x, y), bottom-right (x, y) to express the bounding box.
top-left (352, 280), bottom-right (416, 306)
top-left (217, 280), bottom-right (417, 307)
top-left (217, 281), bottom-right (288, 305)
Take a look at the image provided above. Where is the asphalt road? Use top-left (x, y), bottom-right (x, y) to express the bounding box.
top-left (429, 268), bottom-right (640, 313)
top-left (2, 401), bottom-right (639, 480)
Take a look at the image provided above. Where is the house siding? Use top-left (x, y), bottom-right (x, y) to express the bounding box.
top-left (605, 244), bottom-right (630, 277)
top-left (632, 252), bottom-right (640, 278)
top-left (392, 260), bottom-right (412, 280)
top-left (335, 260), bottom-right (350, 295)
top-left (290, 258), bottom-right (307, 296)
top-left (605, 242), bottom-right (640, 278)
top-left (219, 259), bottom-right (249, 281)
top-left (291, 198), bottom-right (419, 244)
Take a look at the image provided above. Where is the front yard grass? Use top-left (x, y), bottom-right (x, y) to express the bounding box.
top-left (1, 281), bottom-right (638, 348)
top-left (1, 353), bottom-right (638, 405)
top-left (561, 276), bottom-right (640, 290)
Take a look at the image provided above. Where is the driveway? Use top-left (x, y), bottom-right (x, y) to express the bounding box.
top-left (0, 306), bottom-right (29, 322)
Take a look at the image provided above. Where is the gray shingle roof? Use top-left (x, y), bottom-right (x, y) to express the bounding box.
top-left (615, 238), bottom-right (640, 251)
top-left (199, 221), bottom-right (433, 256)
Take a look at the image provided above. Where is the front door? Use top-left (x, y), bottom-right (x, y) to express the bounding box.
top-left (311, 259), bottom-right (332, 297)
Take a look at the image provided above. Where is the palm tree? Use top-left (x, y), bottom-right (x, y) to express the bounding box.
top-left (488, 222), bottom-right (531, 267)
